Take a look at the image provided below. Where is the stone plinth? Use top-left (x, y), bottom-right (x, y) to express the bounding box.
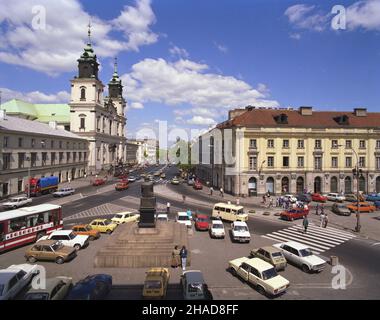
top-left (94, 221), bottom-right (189, 268)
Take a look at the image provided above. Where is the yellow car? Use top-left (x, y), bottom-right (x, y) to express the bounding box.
top-left (111, 211), bottom-right (140, 225)
top-left (142, 268), bottom-right (170, 299)
top-left (88, 219), bottom-right (118, 234)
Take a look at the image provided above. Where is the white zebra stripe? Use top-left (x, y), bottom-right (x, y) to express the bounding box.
top-left (305, 225), bottom-right (355, 239)
top-left (277, 229), bottom-right (340, 246)
top-left (290, 226), bottom-right (348, 242)
top-left (306, 223), bottom-right (356, 238)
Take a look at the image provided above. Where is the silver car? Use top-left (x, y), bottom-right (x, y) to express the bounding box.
top-left (53, 188), bottom-right (75, 197)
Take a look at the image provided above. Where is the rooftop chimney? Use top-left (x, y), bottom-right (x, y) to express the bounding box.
top-left (0, 109), bottom-right (5, 120)
top-left (299, 106), bottom-right (313, 116)
top-left (354, 108), bottom-right (367, 117)
top-left (49, 121), bottom-right (57, 130)
top-left (228, 108), bottom-right (246, 120)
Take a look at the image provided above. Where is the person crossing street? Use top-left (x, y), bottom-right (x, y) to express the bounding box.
top-left (302, 216), bottom-right (309, 234)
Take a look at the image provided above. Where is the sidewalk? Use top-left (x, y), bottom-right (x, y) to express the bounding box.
top-left (59, 175), bottom-right (117, 190)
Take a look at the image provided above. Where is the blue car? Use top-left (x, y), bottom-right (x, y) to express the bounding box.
top-left (374, 201), bottom-right (380, 209)
top-left (365, 193), bottom-right (380, 202)
top-left (66, 274), bottom-right (112, 300)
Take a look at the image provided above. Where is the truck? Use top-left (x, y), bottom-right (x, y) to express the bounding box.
top-left (26, 176), bottom-right (59, 196)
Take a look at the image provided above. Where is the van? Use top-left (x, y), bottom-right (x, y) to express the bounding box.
top-left (212, 203), bottom-right (248, 222)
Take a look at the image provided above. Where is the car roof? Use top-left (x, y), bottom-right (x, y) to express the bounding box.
top-left (178, 212), bottom-right (189, 216)
top-left (183, 270), bottom-right (204, 283)
top-left (195, 214), bottom-right (208, 218)
top-left (50, 230), bottom-right (72, 235)
top-left (260, 246), bottom-right (282, 253)
top-left (233, 221), bottom-right (247, 226)
top-left (32, 240), bottom-right (57, 246)
top-left (73, 224), bottom-right (88, 228)
top-left (212, 220), bottom-right (223, 224)
top-left (91, 219), bottom-right (108, 222)
top-left (246, 258), bottom-right (274, 272)
top-left (281, 241), bottom-right (309, 250)
top-left (214, 203), bottom-right (244, 210)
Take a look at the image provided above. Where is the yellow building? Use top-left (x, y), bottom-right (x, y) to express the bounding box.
top-left (195, 106), bottom-right (380, 196)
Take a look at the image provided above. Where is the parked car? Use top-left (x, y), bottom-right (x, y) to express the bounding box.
top-left (228, 257), bottom-right (290, 297)
top-left (71, 225), bottom-right (101, 241)
top-left (273, 241), bottom-right (326, 273)
top-left (194, 214), bottom-right (210, 231)
top-left (2, 196), bottom-right (32, 209)
top-left (142, 268), bottom-right (170, 299)
top-left (171, 178), bottom-right (180, 185)
top-left (209, 219), bottom-right (225, 239)
top-left (115, 181), bottom-right (129, 191)
top-left (231, 221), bottom-right (251, 243)
top-left (38, 230), bottom-right (89, 251)
top-left (24, 276), bottom-right (73, 300)
top-left (25, 240), bottom-right (77, 264)
top-left (88, 219), bottom-right (118, 234)
top-left (296, 194), bottom-right (312, 203)
top-left (280, 208), bottom-right (309, 221)
top-left (347, 202), bottom-right (376, 213)
top-left (331, 203), bottom-right (351, 216)
top-left (193, 180), bottom-right (203, 190)
top-left (156, 213), bottom-right (169, 222)
top-left (282, 194), bottom-right (297, 203)
top-left (92, 178), bottom-right (106, 186)
top-left (365, 193), bottom-right (380, 202)
top-left (0, 264), bottom-right (40, 300)
top-left (187, 179), bottom-right (194, 186)
top-left (250, 246), bottom-right (287, 271)
top-left (180, 270), bottom-right (209, 300)
top-left (311, 193), bottom-right (327, 203)
top-left (344, 194), bottom-right (358, 202)
top-left (111, 211), bottom-right (140, 225)
top-left (128, 176), bottom-right (137, 182)
top-left (53, 188), bottom-right (75, 197)
top-left (66, 274), bottom-right (112, 300)
top-left (176, 212), bottom-right (192, 228)
top-left (326, 193), bottom-right (345, 202)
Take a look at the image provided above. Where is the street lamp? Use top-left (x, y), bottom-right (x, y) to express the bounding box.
top-left (338, 144), bottom-right (361, 232)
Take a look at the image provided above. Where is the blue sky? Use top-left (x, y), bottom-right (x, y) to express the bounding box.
top-left (0, 0), bottom-right (379, 138)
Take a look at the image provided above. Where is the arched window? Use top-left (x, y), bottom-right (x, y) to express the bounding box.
top-left (266, 177), bottom-right (275, 195)
top-left (79, 114), bottom-right (86, 130)
top-left (80, 87), bottom-right (86, 100)
top-left (359, 176), bottom-right (366, 193)
top-left (281, 177), bottom-right (289, 194)
top-left (376, 177), bottom-right (380, 193)
top-left (248, 177), bottom-right (257, 196)
top-left (296, 177), bottom-right (304, 194)
top-left (314, 177), bottom-right (322, 194)
top-left (345, 177), bottom-right (352, 194)
top-left (331, 177), bottom-right (338, 193)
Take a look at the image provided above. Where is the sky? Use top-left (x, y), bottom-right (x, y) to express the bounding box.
top-left (0, 0), bottom-right (379, 139)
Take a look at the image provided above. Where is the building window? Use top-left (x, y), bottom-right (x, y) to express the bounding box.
top-left (18, 153), bottom-right (25, 168)
top-left (346, 140), bottom-right (352, 149)
top-left (283, 140), bottom-right (289, 149)
top-left (42, 152), bottom-right (47, 166)
top-left (377, 140), bottom-right (380, 149)
top-left (332, 140), bottom-right (338, 149)
top-left (249, 139), bottom-right (257, 149)
top-left (97, 147), bottom-right (100, 161)
top-left (2, 153), bottom-right (11, 170)
top-left (298, 156), bottom-right (304, 168)
top-left (314, 156), bottom-right (322, 170)
top-left (283, 156), bottom-right (289, 167)
top-left (359, 140), bottom-right (366, 149)
top-left (267, 139), bottom-right (274, 148)
top-left (84, 152), bottom-right (87, 161)
top-left (267, 156), bottom-right (274, 167)
top-left (66, 141), bottom-right (70, 149)
top-left (18, 137), bottom-right (23, 148)
top-left (249, 156), bottom-right (257, 170)
top-left (66, 152), bottom-right (71, 163)
top-left (97, 117), bottom-right (101, 132)
top-left (31, 153), bottom-right (37, 167)
top-left (332, 157), bottom-right (338, 168)
top-left (3, 136), bottom-right (9, 148)
top-left (80, 116), bottom-right (86, 130)
top-left (79, 152), bottom-right (82, 162)
top-left (80, 87), bottom-right (86, 100)
top-left (31, 139), bottom-right (35, 148)
top-left (359, 157), bottom-right (366, 168)
top-left (297, 140), bottom-right (304, 149)
top-left (41, 140), bottom-right (46, 149)
top-left (346, 157), bottom-right (352, 168)
top-left (51, 152), bottom-right (56, 165)
top-left (73, 152), bottom-right (77, 163)
top-left (315, 140), bottom-right (322, 149)
top-left (59, 141), bottom-right (62, 149)
top-left (376, 157), bottom-right (380, 170)
top-left (51, 140), bottom-right (54, 149)
top-left (59, 152), bottom-right (64, 164)
top-left (109, 120), bottom-right (112, 135)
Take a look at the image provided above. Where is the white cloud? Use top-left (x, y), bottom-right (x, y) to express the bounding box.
top-left (169, 45), bottom-right (189, 58)
top-left (1, 87), bottom-right (70, 103)
top-left (186, 116), bottom-right (216, 126)
top-left (0, 0), bottom-right (158, 75)
top-left (346, 0), bottom-right (380, 31)
top-left (214, 41), bottom-right (228, 53)
top-left (289, 33), bottom-right (302, 40)
top-left (129, 102), bottom-right (144, 109)
top-left (285, 4), bottom-right (329, 31)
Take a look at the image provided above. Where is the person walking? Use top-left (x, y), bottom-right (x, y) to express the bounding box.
top-left (302, 216), bottom-right (309, 234)
top-left (236, 198), bottom-right (240, 206)
top-left (171, 245), bottom-right (180, 268)
top-left (315, 203), bottom-right (320, 215)
top-left (262, 195), bottom-right (266, 204)
top-left (220, 188), bottom-right (224, 198)
top-left (180, 246), bottom-right (188, 272)
top-left (182, 194), bottom-right (186, 203)
top-left (320, 204), bottom-right (325, 216)
top-left (323, 213), bottom-right (329, 228)
top-left (320, 212), bottom-right (326, 228)
top-left (210, 186), bottom-right (213, 196)
top-left (166, 202), bottom-right (171, 214)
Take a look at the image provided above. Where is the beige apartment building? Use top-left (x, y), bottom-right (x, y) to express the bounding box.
top-left (196, 106), bottom-right (380, 196)
top-left (0, 111), bottom-right (88, 198)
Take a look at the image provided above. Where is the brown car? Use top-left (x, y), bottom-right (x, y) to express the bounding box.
top-left (72, 225), bottom-right (101, 241)
top-left (250, 246), bottom-right (287, 271)
top-left (25, 240), bottom-right (77, 264)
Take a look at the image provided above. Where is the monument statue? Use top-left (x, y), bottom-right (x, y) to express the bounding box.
top-left (138, 182), bottom-right (156, 228)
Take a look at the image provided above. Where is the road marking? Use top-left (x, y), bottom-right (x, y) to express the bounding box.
top-left (277, 229), bottom-right (338, 247)
top-left (290, 226), bottom-right (349, 242)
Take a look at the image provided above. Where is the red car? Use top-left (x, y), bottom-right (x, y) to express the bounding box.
top-left (194, 214), bottom-right (210, 231)
top-left (193, 180), bottom-right (203, 190)
top-left (280, 208), bottom-right (309, 221)
top-left (93, 178), bottom-right (106, 186)
top-left (311, 193), bottom-right (327, 203)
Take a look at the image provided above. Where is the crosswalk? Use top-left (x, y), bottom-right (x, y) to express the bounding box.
top-left (262, 223), bottom-right (356, 254)
top-left (63, 203), bottom-right (131, 222)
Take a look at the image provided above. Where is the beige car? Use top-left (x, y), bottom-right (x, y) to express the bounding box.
top-left (250, 246), bottom-right (287, 271)
top-left (25, 240), bottom-right (77, 264)
top-left (229, 257), bottom-right (290, 297)
top-left (142, 268), bottom-right (170, 299)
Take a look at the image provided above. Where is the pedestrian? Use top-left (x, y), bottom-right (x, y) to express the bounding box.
top-left (182, 194), bottom-right (186, 203)
top-left (210, 187), bottom-right (213, 196)
top-left (302, 216), bottom-right (309, 234)
top-left (320, 212), bottom-right (326, 228)
top-left (236, 198), bottom-right (240, 205)
top-left (171, 245), bottom-right (180, 268)
top-left (262, 195), bottom-right (266, 204)
top-left (180, 246), bottom-right (188, 271)
top-left (268, 198), bottom-right (274, 208)
top-left (186, 209), bottom-right (192, 219)
top-left (166, 202), bottom-right (171, 214)
top-left (206, 181), bottom-right (210, 188)
top-left (315, 203), bottom-right (320, 215)
top-left (220, 188), bottom-right (224, 197)
top-left (324, 213), bottom-right (329, 228)
top-left (320, 204), bottom-right (325, 215)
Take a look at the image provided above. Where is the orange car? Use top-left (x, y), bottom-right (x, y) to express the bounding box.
top-left (115, 181), bottom-right (129, 191)
top-left (347, 202), bottom-right (376, 213)
top-left (72, 225), bottom-right (101, 241)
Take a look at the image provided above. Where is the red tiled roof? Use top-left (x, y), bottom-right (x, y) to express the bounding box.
top-left (217, 109), bottom-right (380, 129)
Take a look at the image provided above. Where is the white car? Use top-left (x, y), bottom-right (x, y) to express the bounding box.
top-left (111, 211), bottom-right (140, 225)
top-left (231, 221), bottom-right (251, 243)
top-left (38, 230), bottom-right (89, 251)
top-left (156, 213), bottom-right (169, 222)
top-left (2, 196), bottom-right (32, 209)
top-left (128, 176), bottom-right (137, 182)
top-left (176, 212), bottom-right (192, 228)
top-left (0, 264), bottom-right (40, 300)
top-left (53, 188), bottom-right (75, 197)
top-left (282, 194), bottom-right (297, 203)
top-left (273, 241), bottom-right (326, 273)
top-left (326, 193), bottom-right (346, 202)
top-left (210, 219), bottom-right (225, 239)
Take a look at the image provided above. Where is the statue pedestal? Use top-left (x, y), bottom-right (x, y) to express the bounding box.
top-left (94, 221), bottom-right (189, 268)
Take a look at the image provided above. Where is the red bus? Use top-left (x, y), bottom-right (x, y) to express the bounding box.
top-left (0, 204), bottom-right (63, 253)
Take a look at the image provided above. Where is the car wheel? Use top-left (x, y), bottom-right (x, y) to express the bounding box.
top-left (106, 229), bottom-right (112, 234)
top-left (27, 256), bottom-right (37, 263)
top-left (257, 286), bottom-right (266, 296)
top-left (74, 244), bottom-right (81, 251)
top-left (302, 264), bottom-right (310, 273)
top-left (56, 257), bottom-right (65, 264)
top-left (89, 236), bottom-right (95, 241)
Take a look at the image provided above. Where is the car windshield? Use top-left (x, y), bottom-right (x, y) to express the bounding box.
top-left (234, 226), bottom-right (248, 232)
top-left (213, 224), bottom-right (223, 229)
top-left (25, 293), bottom-right (49, 300)
top-left (104, 220), bottom-right (112, 225)
top-left (197, 218), bottom-right (208, 222)
top-left (272, 252), bottom-right (283, 258)
top-left (188, 283), bottom-right (204, 293)
top-left (144, 280), bottom-right (162, 289)
top-left (299, 248), bottom-right (313, 257)
top-left (157, 217), bottom-right (167, 221)
top-left (68, 232), bottom-right (76, 240)
top-left (114, 215), bottom-right (123, 219)
top-left (178, 216), bottom-right (190, 221)
top-left (262, 268), bottom-right (278, 280)
top-left (236, 209), bottom-right (245, 215)
top-left (9, 199), bottom-right (19, 202)
top-left (51, 242), bottom-right (63, 251)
